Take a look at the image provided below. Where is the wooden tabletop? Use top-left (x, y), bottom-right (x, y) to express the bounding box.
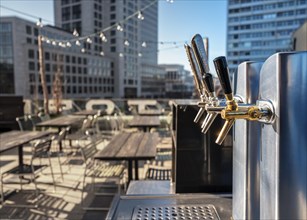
top-left (36, 116), bottom-right (83, 127)
top-left (94, 132), bottom-right (158, 160)
top-left (128, 116), bottom-right (160, 128)
top-left (0, 130), bottom-right (52, 153)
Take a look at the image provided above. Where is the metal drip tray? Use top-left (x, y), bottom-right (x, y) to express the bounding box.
top-left (132, 204), bottom-right (220, 220)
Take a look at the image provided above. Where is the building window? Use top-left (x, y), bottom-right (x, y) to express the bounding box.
top-left (28, 49), bottom-right (35, 58)
top-left (72, 5), bottom-right (81, 19)
top-left (34, 28), bottom-right (38, 36)
top-left (62, 0), bottom-right (69, 5)
top-left (110, 14), bottom-right (116, 19)
top-left (29, 62), bottom-right (35, 70)
top-left (45, 63), bottom-right (50, 72)
top-left (45, 52), bottom-right (50, 60)
top-left (26, 25), bottom-right (32, 35)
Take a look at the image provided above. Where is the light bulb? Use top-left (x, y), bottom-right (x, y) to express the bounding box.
top-left (86, 37), bottom-right (92, 44)
top-left (76, 40), bottom-right (81, 46)
top-left (117, 24), bottom-right (123, 32)
top-left (137, 11), bottom-right (144, 20)
top-left (142, 42), bottom-right (147, 47)
top-left (100, 51), bottom-right (105, 56)
top-left (73, 29), bottom-right (79, 37)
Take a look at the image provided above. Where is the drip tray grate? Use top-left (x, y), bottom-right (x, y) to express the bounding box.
top-left (132, 204), bottom-right (220, 220)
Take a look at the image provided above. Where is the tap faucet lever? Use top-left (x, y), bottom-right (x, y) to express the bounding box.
top-left (184, 44), bottom-right (208, 123)
top-left (213, 56), bottom-right (237, 144)
top-left (191, 34), bottom-right (220, 132)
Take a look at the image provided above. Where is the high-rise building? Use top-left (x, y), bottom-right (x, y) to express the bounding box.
top-left (0, 16), bottom-right (114, 99)
top-left (159, 64), bottom-right (194, 98)
top-left (226, 0), bottom-right (307, 73)
top-left (54, 0), bottom-right (158, 98)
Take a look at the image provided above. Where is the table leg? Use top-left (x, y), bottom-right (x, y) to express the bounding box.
top-left (58, 127), bottom-right (63, 151)
top-left (134, 160), bottom-right (139, 180)
top-left (18, 145), bottom-right (24, 169)
top-left (128, 160), bottom-right (133, 183)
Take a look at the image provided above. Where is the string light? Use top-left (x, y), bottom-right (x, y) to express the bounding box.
top-left (86, 37), bottom-right (92, 44)
top-left (100, 32), bottom-right (107, 42)
top-left (137, 11), bottom-right (144, 20)
top-left (124, 40), bottom-right (130, 46)
top-left (32, 0), bottom-right (181, 55)
top-left (73, 29), bottom-right (79, 37)
top-left (116, 23), bottom-right (123, 32)
top-left (138, 53), bottom-right (142, 57)
top-left (100, 51), bottom-right (105, 56)
top-left (36, 19), bottom-right (43, 28)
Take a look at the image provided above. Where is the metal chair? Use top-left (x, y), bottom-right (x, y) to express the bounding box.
top-left (79, 138), bottom-right (125, 209)
top-left (28, 115), bottom-right (42, 130)
top-left (16, 115), bottom-right (33, 131)
top-left (38, 113), bottom-right (51, 121)
top-left (0, 139), bottom-right (56, 207)
top-left (49, 127), bottom-right (71, 180)
top-left (145, 167), bottom-right (172, 180)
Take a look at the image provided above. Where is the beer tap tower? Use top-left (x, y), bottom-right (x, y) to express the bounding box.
top-left (233, 61), bottom-right (263, 220)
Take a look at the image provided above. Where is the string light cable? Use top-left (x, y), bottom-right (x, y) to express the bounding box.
top-left (1, 0), bottom-right (199, 54)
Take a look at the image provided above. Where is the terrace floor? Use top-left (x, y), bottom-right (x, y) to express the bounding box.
top-left (0, 137), bottom-right (172, 220)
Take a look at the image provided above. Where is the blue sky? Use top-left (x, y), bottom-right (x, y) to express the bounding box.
top-left (0, 0), bottom-right (227, 74)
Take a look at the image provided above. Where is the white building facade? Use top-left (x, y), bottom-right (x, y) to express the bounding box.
top-left (0, 16), bottom-right (114, 99)
top-left (227, 0), bottom-right (307, 73)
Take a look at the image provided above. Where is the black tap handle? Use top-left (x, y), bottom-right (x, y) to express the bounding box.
top-left (213, 56), bottom-right (232, 94)
top-left (191, 34), bottom-right (210, 75)
top-left (203, 73), bottom-right (214, 93)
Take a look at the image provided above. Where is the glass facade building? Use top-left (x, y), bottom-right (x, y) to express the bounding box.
top-left (54, 0), bottom-right (159, 98)
top-left (227, 0), bottom-right (307, 73)
top-left (0, 22), bottom-right (14, 94)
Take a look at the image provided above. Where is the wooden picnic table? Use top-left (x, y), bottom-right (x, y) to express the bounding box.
top-left (128, 116), bottom-right (160, 132)
top-left (36, 116), bottom-right (83, 131)
top-left (0, 130), bottom-right (52, 168)
top-left (94, 132), bottom-right (158, 183)
top-left (36, 116), bottom-right (83, 151)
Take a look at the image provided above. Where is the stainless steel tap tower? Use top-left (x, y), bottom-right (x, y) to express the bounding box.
top-left (259, 51), bottom-right (307, 219)
top-left (233, 61), bottom-right (262, 220)
top-left (185, 33), bottom-right (307, 219)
